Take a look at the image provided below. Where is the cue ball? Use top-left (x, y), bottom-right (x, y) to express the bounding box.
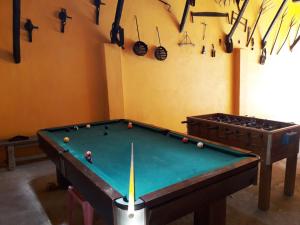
top-left (86, 124), bottom-right (91, 128)
top-left (197, 142), bottom-right (204, 148)
top-left (64, 137), bottom-right (70, 143)
top-left (128, 122), bottom-right (133, 129)
top-left (182, 137), bottom-right (189, 143)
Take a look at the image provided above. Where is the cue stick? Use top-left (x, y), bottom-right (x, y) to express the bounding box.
top-left (128, 142), bottom-right (135, 218)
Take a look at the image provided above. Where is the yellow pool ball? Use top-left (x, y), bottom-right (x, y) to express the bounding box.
top-left (64, 137), bottom-right (70, 143)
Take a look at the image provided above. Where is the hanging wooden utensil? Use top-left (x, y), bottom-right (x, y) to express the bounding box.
top-left (154, 26), bottom-right (168, 61)
top-left (133, 16), bottom-right (148, 56)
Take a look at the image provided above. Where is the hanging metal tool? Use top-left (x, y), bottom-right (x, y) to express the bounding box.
top-left (246, 0), bottom-right (272, 47)
top-left (290, 23), bottom-right (300, 51)
top-left (94, 0), bottom-right (105, 25)
top-left (24, 19), bottom-right (39, 42)
top-left (259, 48), bottom-right (267, 65)
top-left (132, 16), bottom-right (148, 56)
top-left (201, 45), bottom-right (206, 54)
top-left (158, 0), bottom-right (171, 11)
top-left (261, 0), bottom-right (288, 50)
top-left (58, 8), bottom-right (72, 33)
top-left (201, 22), bottom-right (207, 40)
top-left (13, 0), bottom-right (21, 63)
top-left (155, 27), bottom-right (168, 61)
top-left (251, 37), bottom-right (254, 50)
top-left (224, 0), bottom-right (249, 53)
top-left (231, 11), bottom-right (248, 32)
top-left (277, 16), bottom-right (296, 54)
top-left (191, 12), bottom-right (230, 24)
top-left (270, 7), bottom-right (288, 55)
top-left (179, 0), bottom-right (196, 32)
top-left (110, 0), bottom-right (125, 49)
top-left (211, 44), bottom-right (216, 57)
top-left (178, 31), bottom-right (195, 46)
top-left (293, 23), bottom-right (300, 43)
top-left (290, 35), bottom-right (300, 51)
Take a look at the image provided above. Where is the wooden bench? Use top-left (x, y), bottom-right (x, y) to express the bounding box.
top-left (0, 136), bottom-right (44, 170)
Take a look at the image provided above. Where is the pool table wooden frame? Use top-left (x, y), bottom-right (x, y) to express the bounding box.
top-left (38, 119), bottom-right (259, 225)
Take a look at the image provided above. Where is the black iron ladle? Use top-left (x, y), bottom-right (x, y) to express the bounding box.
top-left (133, 16), bottom-right (148, 56)
top-left (154, 26), bottom-right (168, 61)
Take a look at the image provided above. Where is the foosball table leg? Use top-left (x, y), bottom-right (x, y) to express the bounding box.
top-left (284, 154), bottom-right (298, 196)
top-left (258, 163), bottom-right (272, 211)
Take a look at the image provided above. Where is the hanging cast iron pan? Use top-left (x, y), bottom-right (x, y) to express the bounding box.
top-left (133, 16), bottom-right (148, 56)
top-left (154, 26), bottom-right (168, 61)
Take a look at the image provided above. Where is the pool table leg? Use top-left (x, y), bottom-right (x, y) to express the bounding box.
top-left (194, 198), bottom-right (226, 225)
top-left (56, 167), bottom-right (70, 189)
top-left (284, 154), bottom-right (298, 196)
top-left (258, 163), bottom-right (272, 211)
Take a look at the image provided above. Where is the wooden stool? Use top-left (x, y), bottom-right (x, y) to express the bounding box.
top-left (67, 186), bottom-right (94, 225)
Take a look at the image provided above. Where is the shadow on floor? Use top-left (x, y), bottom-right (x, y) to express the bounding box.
top-left (30, 174), bottom-right (106, 225)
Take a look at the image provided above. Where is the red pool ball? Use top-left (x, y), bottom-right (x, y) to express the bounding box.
top-left (128, 122), bottom-right (133, 129)
top-left (182, 137), bottom-right (189, 143)
top-left (84, 151), bottom-right (92, 163)
top-left (85, 151), bottom-right (92, 157)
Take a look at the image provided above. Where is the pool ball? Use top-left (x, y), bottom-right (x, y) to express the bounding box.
top-left (182, 137), bottom-right (189, 143)
top-left (74, 126), bottom-right (79, 130)
top-left (84, 151), bottom-right (92, 163)
top-left (85, 151), bottom-right (92, 157)
top-left (86, 124), bottom-right (91, 128)
top-left (63, 137), bottom-right (70, 143)
top-left (197, 142), bottom-right (204, 148)
top-left (128, 122), bottom-right (133, 129)
top-left (105, 125), bottom-right (108, 129)
top-left (104, 132), bottom-right (108, 136)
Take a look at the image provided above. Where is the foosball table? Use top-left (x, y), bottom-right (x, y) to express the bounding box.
top-left (185, 113), bottom-right (300, 210)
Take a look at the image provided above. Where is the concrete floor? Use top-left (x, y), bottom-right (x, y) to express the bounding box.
top-left (0, 159), bottom-right (299, 225)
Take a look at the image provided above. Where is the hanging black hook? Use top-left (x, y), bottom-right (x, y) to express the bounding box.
top-left (24, 19), bottom-right (39, 42)
top-left (58, 8), bottom-right (72, 33)
top-left (94, 0), bottom-right (105, 25)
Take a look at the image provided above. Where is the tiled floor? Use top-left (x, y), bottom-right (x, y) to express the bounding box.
top-left (0, 158), bottom-right (299, 225)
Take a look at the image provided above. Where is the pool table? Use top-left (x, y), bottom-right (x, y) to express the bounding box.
top-left (38, 119), bottom-right (259, 225)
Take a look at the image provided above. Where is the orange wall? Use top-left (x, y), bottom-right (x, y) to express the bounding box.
top-left (0, 0), bottom-right (110, 139)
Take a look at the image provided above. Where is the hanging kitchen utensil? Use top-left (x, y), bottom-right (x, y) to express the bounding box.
top-left (178, 31), bottom-right (195, 46)
top-left (132, 16), bottom-right (148, 56)
top-left (154, 26), bottom-right (168, 61)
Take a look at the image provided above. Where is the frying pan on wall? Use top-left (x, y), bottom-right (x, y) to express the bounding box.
top-left (154, 26), bottom-right (167, 61)
top-left (133, 16), bottom-right (148, 56)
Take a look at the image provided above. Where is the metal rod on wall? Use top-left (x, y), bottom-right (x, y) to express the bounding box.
top-left (13, 0), bottom-right (21, 64)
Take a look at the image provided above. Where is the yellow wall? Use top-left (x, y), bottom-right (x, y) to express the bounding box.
top-left (119, 0), bottom-right (300, 131)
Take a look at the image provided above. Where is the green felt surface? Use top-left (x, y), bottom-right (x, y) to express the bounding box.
top-left (42, 121), bottom-right (248, 199)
